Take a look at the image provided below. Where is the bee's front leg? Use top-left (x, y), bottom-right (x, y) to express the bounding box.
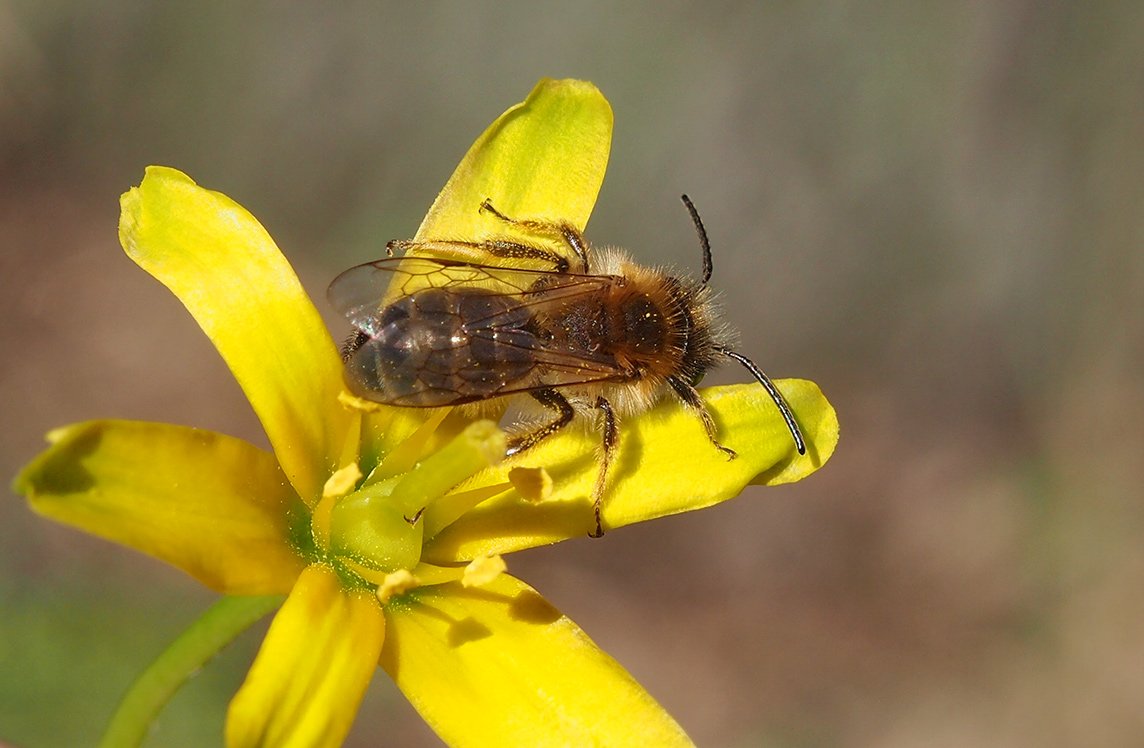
top-left (667, 376), bottom-right (737, 460)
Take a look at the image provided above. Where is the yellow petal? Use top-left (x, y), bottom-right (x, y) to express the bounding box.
top-left (226, 564), bottom-right (384, 748)
top-left (425, 379), bottom-right (838, 561)
top-left (119, 166), bottom-right (353, 503)
top-left (382, 574), bottom-right (692, 747)
top-left (415, 78), bottom-right (612, 241)
top-left (14, 420), bottom-right (305, 595)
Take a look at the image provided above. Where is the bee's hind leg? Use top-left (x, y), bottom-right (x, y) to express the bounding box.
top-left (589, 396), bottom-right (618, 539)
top-left (479, 198), bottom-right (590, 273)
top-left (387, 237), bottom-right (571, 272)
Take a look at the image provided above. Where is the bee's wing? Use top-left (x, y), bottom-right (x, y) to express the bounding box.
top-left (328, 256), bottom-right (468, 335)
top-left (328, 256), bottom-right (632, 406)
top-left (329, 255), bottom-right (591, 327)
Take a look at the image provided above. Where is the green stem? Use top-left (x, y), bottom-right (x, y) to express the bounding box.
top-left (99, 594), bottom-right (283, 748)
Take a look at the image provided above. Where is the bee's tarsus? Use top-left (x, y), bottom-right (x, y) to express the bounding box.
top-left (479, 197), bottom-right (507, 221)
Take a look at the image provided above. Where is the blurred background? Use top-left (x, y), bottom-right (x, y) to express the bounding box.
top-left (2, 2), bottom-right (1142, 746)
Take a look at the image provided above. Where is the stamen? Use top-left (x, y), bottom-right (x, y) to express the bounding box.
top-left (422, 483), bottom-right (512, 539)
top-left (323, 464), bottom-right (363, 497)
top-left (312, 463), bottom-right (363, 550)
top-left (419, 457), bottom-right (552, 541)
top-left (337, 389), bottom-right (385, 413)
top-left (408, 562), bottom-right (467, 587)
top-left (368, 407), bottom-right (453, 482)
top-left (338, 557), bottom-right (395, 586)
top-left (462, 555), bottom-right (507, 588)
top-left (386, 420), bottom-right (506, 518)
top-left (376, 569), bottom-right (419, 604)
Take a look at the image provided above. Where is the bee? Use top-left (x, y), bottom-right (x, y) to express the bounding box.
top-left (328, 196), bottom-right (805, 537)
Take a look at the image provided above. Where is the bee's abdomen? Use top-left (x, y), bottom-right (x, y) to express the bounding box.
top-left (345, 288), bottom-right (535, 406)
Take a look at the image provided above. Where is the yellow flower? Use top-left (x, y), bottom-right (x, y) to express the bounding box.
top-left (13, 79), bottom-right (838, 747)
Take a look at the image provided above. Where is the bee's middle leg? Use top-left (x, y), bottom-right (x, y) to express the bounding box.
top-left (506, 388), bottom-right (575, 457)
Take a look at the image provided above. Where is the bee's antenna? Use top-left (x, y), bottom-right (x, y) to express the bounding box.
top-left (681, 194), bottom-right (713, 286)
top-left (715, 345), bottom-right (806, 455)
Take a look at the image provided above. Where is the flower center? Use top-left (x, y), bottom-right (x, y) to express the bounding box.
top-left (319, 418), bottom-right (506, 586)
top-left (329, 480), bottom-right (425, 573)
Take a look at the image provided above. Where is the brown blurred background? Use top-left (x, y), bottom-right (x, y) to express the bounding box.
top-left (3, 3), bottom-right (1142, 746)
